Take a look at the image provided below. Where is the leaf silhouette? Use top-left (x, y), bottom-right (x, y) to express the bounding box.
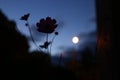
top-left (40, 41), bottom-right (51, 49)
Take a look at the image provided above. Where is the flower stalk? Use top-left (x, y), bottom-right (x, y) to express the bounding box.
top-left (20, 14), bottom-right (59, 55)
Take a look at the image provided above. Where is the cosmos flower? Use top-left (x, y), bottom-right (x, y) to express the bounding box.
top-left (36, 16), bottom-right (58, 34)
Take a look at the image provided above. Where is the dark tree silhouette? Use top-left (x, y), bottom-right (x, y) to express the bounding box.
top-left (0, 10), bottom-right (29, 62)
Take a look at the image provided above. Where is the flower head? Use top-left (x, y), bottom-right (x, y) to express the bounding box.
top-left (20, 13), bottom-right (30, 21)
top-left (36, 16), bottom-right (58, 34)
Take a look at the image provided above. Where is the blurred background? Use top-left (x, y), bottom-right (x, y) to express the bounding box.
top-left (0, 0), bottom-right (114, 80)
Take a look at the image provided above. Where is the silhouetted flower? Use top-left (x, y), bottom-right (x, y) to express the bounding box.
top-left (20, 14), bottom-right (59, 53)
top-left (36, 16), bottom-right (58, 34)
top-left (20, 13), bottom-right (30, 21)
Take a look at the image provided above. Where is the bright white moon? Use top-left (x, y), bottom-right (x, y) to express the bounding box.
top-left (72, 36), bottom-right (79, 44)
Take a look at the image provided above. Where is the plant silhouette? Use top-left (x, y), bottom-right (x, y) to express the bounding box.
top-left (20, 13), bottom-right (41, 51)
top-left (0, 10), bottom-right (50, 78)
top-left (36, 16), bottom-right (58, 33)
top-left (0, 10), bottom-right (77, 80)
top-left (20, 14), bottom-right (59, 54)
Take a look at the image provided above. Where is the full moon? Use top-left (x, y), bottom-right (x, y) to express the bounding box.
top-left (72, 36), bottom-right (79, 44)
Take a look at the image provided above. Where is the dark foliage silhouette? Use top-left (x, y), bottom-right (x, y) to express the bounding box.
top-left (0, 10), bottom-right (76, 80)
top-left (0, 10), bottom-right (29, 61)
top-left (80, 47), bottom-right (96, 68)
top-left (29, 51), bottom-right (51, 65)
top-left (50, 66), bottom-right (77, 80)
top-left (0, 12), bottom-right (41, 80)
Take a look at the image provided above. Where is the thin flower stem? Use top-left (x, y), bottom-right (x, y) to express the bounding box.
top-left (50, 35), bottom-right (56, 55)
top-left (27, 21), bottom-right (41, 51)
top-left (46, 33), bottom-right (49, 53)
top-left (46, 33), bottom-right (48, 42)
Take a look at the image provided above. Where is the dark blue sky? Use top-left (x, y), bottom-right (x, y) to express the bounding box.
top-left (0, 0), bottom-right (96, 56)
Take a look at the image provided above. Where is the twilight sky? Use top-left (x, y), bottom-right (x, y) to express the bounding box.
top-left (0, 0), bottom-right (96, 56)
